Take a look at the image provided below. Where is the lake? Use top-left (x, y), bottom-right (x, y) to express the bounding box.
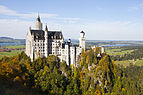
top-left (0, 42), bottom-right (130, 47)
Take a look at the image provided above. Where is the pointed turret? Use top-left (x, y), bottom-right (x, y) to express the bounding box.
top-left (45, 24), bottom-right (48, 31)
top-left (37, 14), bottom-right (41, 22)
top-left (35, 14), bottom-right (42, 30)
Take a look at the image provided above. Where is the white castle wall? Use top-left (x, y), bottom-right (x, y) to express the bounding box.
top-left (26, 16), bottom-right (86, 66)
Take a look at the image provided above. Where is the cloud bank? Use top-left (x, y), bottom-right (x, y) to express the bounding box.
top-left (0, 5), bottom-right (143, 40)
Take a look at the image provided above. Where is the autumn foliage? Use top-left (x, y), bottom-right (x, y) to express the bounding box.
top-left (0, 48), bottom-right (143, 95)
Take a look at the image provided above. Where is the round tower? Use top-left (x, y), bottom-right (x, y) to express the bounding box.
top-left (79, 31), bottom-right (85, 50)
top-left (35, 15), bottom-right (42, 30)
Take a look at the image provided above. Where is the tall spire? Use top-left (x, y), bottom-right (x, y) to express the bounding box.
top-left (45, 24), bottom-right (48, 31)
top-left (35, 13), bottom-right (42, 30)
top-left (37, 13), bottom-right (41, 22)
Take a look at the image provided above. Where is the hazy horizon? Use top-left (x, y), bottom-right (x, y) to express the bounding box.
top-left (2, 36), bottom-right (143, 41)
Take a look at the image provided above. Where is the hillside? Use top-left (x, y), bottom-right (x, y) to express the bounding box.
top-left (0, 47), bottom-right (143, 95)
top-left (0, 37), bottom-right (25, 43)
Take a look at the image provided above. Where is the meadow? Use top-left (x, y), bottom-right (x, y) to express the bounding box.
top-left (105, 46), bottom-right (143, 67)
top-left (105, 47), bottom-right (134, 56)
top-left (0, 45), bottom-right (25, 59)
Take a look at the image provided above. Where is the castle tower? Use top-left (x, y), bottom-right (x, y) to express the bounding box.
top-left (79, 31), bottom-right (85, 50)
top-left (101, 46), bottom-right (105, 53)
top-left (44, 25), bottom-right (48, 57)
top-left (35, 15), bottom-right (42, 30)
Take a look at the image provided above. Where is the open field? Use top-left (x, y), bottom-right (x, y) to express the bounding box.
top-left (0, 45), bottom-right (25, 59)
top-left (4, 45), bottom-right (25, 49)
top-left (115, 60), bottom-right (136, 67)
top-left (104, 46), bottom-right (143, 67)
top-left (105, 47), bottom-right (134, 56)
top-left (115, 59), bottom-right (143, 67)
top-left (135, 59), bottom-right (143, 66)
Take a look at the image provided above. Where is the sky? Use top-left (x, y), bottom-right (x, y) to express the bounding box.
top-left (0, 0), bottom-right (143, 40)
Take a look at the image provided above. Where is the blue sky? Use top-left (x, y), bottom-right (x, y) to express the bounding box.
top-left (0, 0), bottom-right (143, 40)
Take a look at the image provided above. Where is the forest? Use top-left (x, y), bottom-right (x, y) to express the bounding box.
top-left (0, 47), bottom-right (143, 95)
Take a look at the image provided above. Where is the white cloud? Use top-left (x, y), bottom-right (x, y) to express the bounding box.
top-left (0, 5), bottom-right (57, 18)
top-left (0, 18), bottom-right (143, 40)
top-left (84, 21), bottom-right (143, 40)
top-left (60, 21), bottom-right (143, 40)
top-left (0, 5), bottom-right (80, 23)
top-left (0, 19), bottom-right (34, 39)
top-left (0, 5), bottom-right (143, 40)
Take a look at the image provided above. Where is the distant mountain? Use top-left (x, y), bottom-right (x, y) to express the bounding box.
top-left (0, 37), bottom-right (14, 40)
top-left (0, 37), bottom-right (25, 43)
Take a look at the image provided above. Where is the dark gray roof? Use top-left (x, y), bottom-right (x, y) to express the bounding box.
top-left (30, 30), bottom-right (63, 40)
top-left (80, 31), bottom-right (84, 33)
top-left (72, 44), bottom-right (79, 47)
top-left (48, 31), bottom-right (63, 39)
top-left (37, 16), bottom-right (41, 22)
top-left (31, 30), bottom-right (45, 40)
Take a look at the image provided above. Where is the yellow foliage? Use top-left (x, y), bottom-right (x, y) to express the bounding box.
top-left (122, 88), bottom-right (125, 91)
top-left (14, 76), bottom-right (21, 82)
top-left (35, 79), bottom-right (38, 83)
top-left (26, 63), bottom-right (31, 71)
top-left (55, 79), bottom-right (58, 83)
top-left (95, 89), bottom-right (102, 95)
top-left (80, 70), bottom-right (84, 79)
top-left (86, 55), bottom-right (89, 64)
top-left (80, 60), bottom-right (84, 67)
top-left (50, 90), bottom-right (54, 94)
top-left (43, 71), bottom-right (46, 76)
top-left (105, 80), bottom-right (108, 86)
top-left (118, 76), bottom-right (120, 79)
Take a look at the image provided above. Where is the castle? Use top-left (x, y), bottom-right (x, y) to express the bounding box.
top-left (26, 15), bottom-right (85, 66)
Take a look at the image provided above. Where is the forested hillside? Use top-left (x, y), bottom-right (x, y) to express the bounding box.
top-left (0, 48), bottom-right (143, 95)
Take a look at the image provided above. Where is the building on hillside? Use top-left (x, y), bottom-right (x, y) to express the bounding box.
top-left (91, 45), bottom-right (105, 53)
top-left (26, 15), bottom-right (85, 66)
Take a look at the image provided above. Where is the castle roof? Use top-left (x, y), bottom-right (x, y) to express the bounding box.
top-left (31, 30), bottom-right (45, 40)
top-left (48, 31), bottom-right (63, 39)
top-left (30, 30), bottom-right (63, 40)
top-left (80, 31), bottom-right (84, 33)
top-left (36, 15), bottom-right (41, 22)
